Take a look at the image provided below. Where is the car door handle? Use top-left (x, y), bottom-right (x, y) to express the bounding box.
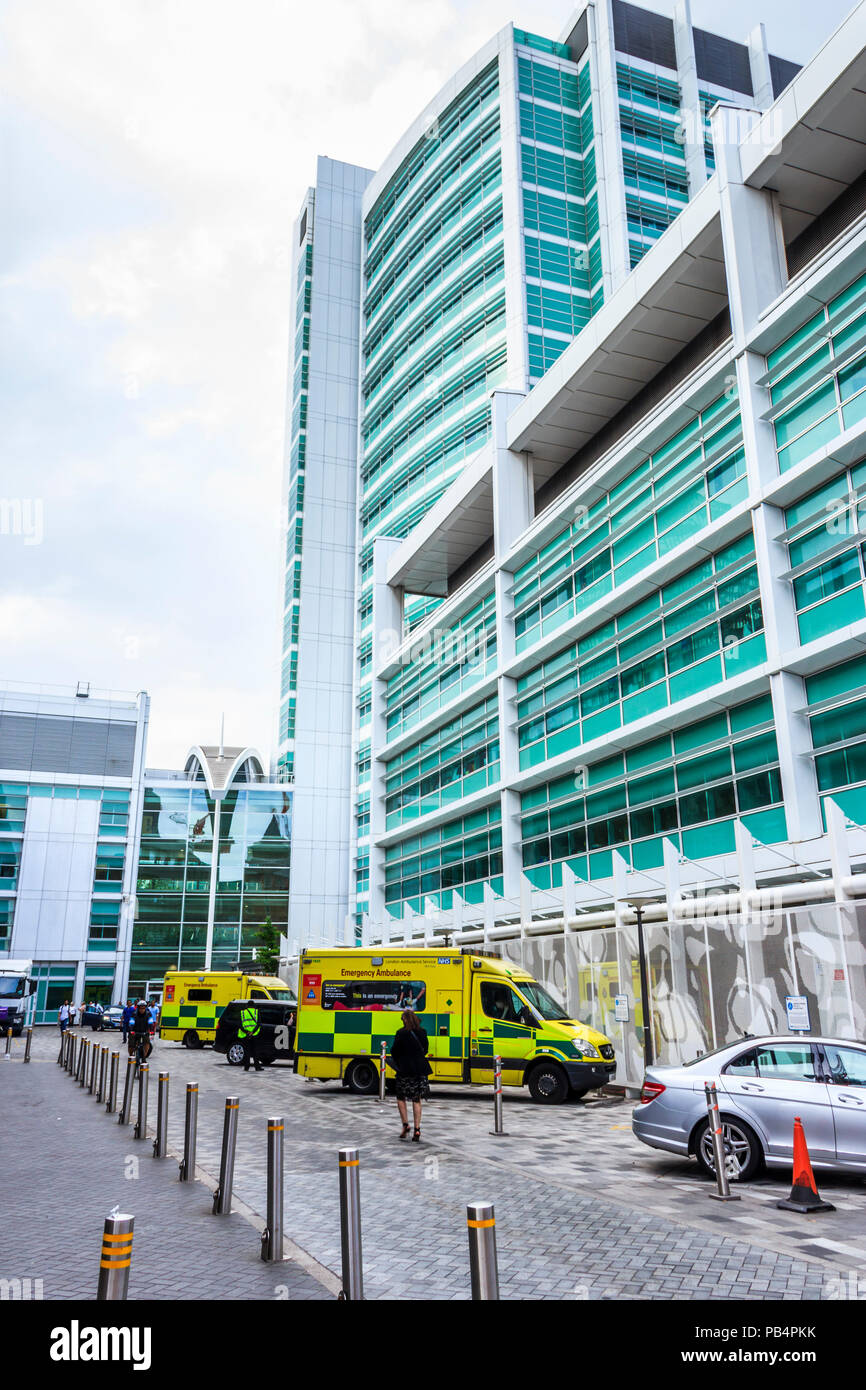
top-left (837, 1092), bottom-right (866, 1105)
top-left (479, 1027), bottom-right (492, 1033)
top-left (740, 1082), bottom-right (765, 1092)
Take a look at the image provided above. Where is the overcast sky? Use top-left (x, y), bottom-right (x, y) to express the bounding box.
top-left (0, 0), bottom-right (856, 768)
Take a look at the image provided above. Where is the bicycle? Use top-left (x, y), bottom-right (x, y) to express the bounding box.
top-left (128, 1032), bottom-right (152, 1067)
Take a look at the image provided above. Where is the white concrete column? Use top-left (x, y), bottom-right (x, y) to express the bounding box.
top-left (673, 0), bottom-right (708, 195)
top-left (747, 24), bottom-right (775, 111)
top-left (367, 535), bottom-right (404, 928)
top-left (498, 31), bottom-right (530, 392)
top-left (826, 798), bottom-right (853, 901)
top-left (586, 0), bottom-right (631, 295)
top-left (711, 102), bottom-right (788, 350)
top-left (491, 388), bottom-right (532, 905)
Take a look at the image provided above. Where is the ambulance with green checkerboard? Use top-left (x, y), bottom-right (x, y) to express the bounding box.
top-left (294, 947), bottom-right (615, 1102)
top-left (160, 969), bottom-right (293, 1048)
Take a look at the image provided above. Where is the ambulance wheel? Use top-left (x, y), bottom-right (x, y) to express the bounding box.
top-left (527, 1061), bottom-right (569, 1104)
top-left (182, 1030), bottom-right (203, 1049)
top-left (227, 1042), bottom-right (245, 1065)
top-left (346, 1059), bottom-right (379, 1095)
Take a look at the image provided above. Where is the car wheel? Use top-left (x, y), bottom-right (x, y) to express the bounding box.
top-left (694, 1115), bottom-right (763, 1182)
top-left (226, 1041), bottom-right (245, 1066)
top-left (527, 1061), bottom-right (569, 1104)
top-left (182, 1030), bottom-right (202, 1049)
top-left (346, 1058), bottom-right (379, 1095)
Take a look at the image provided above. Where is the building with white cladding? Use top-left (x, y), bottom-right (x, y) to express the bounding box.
top-left (280, 0), bottom-right (866, 1086)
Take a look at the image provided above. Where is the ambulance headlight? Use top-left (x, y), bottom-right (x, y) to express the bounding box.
top-left (577, 1042), bottom-right (600, 1060)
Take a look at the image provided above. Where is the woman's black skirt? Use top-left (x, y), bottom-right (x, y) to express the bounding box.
top-left (395, 1074), bottom-right (430, 1101)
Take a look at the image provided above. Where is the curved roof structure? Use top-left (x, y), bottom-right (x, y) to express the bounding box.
top-left (184, 745), bottom-right (265, 796)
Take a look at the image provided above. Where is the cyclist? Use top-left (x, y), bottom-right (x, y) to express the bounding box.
top-left (128, 999), bottom-right (153, 1063)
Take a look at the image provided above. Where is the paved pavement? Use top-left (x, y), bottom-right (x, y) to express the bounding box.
top-left (1, 1031), bottom-right (331, 1301)
top-left (6, 1028), bottom-right (866, 1300)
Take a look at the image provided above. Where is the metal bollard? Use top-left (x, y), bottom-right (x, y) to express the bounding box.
top-left (337, 1146), bottom-right (364, 1300)
top-left (57, 1032), bottom-right (65, 1064)
top-left (89, 1039), bottom-right (98, 1093)
top-left (69, 1033), bottom-right (78, 1078)
top-left (106, 1052), bottom-right (119, 1113)
top-left (24, 1027), bottom-right (33, 1063)
top-left (133, 1063), bottom-right (149, 1140)
top-left (179, 1083), bottom-right (198, 1181)
top-left (5, 1027), bottom-right (12, 1056)
top-left (64, 1031), bottom-right (72, 1071)
top-left (212, 1097), bottom-right (239, 1214)
top-left (261, 1117), bottom-right (284, 1261)
top-left (152, 1072), bottom-right (169, 1158)
top-left (467, 1202), bottom-right (500, 1299)
top-left (97, 1046), bottom-right (108, 1103)
top-left (704, 1081), bottom-right (741, 1203)
top-left (79, 1038), bottom-right (89, 1086)
top-left (489, 1055), bottom-right (508, 1136)
top-left (96, 1212), bottom-right (134, 1301)
top-left (118, 1056), bottom-right (135, 1125)
top-left (379, 1041), bottom-right (387, 1103)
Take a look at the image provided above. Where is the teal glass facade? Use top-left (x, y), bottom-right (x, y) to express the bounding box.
top-left (131, 784), bottom-right (291, 993)
top-left (277, 222), bottom-right (313, 780)
top-left (519, 36), bottom-right (603, 382)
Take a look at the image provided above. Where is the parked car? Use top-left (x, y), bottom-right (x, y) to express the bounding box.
top-left (101, 1006), bottom-right (125, 1031)
top-left (82, 1004), bottom-right (109, 1031)
top-left (632, 1035), bottom-right (866, 1181)
top-left (213, 999), bottom-right (297, 1066)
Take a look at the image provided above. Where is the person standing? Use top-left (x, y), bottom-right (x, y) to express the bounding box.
top-left (238, 1002), bottom-right (263, 1073)
top-left (391, 1009), bottom-right (431, 1142)
top-left (121, 999), bottom-right (135, 1044)
top-left (58, 1000), bottom-right (70, 1033)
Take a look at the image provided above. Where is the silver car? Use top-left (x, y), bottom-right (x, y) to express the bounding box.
top-left (632, 1035), bottom-right (866, 1180)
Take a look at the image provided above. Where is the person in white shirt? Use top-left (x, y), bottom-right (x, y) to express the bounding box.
top-left (58, 1001), bottom-right (71, 1032)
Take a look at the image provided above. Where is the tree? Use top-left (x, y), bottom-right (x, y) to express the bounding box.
top-left (255, 913), bottom-right (282, 977)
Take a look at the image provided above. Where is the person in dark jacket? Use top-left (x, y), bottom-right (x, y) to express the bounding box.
top-left (390, 1009), bottom-right (430, 1142)
top-left (128, 1000), bottom-right (153, 1060)
top-left (121, 1000), bottom-right (136, 1044)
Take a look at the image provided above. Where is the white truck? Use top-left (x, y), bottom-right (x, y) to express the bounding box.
top-left (0, 960), bottom-right (36, 1036)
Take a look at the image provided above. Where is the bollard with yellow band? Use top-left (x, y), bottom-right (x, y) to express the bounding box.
top-left (213, 1097), bottom-right (239, 1215)
top-left (261, 1117), bottom-right (285, 1262)
top-left (96, 1212), bottom-right (135, 1301)
top-left (79, 1037), bottom-right (89, 1087)
top-left (180, 1082), bottom-right (198, 1181)
top-left (467, 1202), bottom-right (499, 1300)
top-left (106, 1050), bottom-right (119, 1113)
top-left (24, 1026), bottom-right (33, 1063)
top-left (338, 1146), bottom-right (363, 1300)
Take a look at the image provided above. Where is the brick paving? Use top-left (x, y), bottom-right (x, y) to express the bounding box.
top-left (6, 1029), bottom-right (866, 1300)
top-left (1, 1033), bottom-right (331, 1301)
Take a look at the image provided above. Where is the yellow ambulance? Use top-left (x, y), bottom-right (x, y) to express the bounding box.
top-left (294, 947), bottom-right (615, 1102)
top-left (160, 969), bottom-right (293, 1048)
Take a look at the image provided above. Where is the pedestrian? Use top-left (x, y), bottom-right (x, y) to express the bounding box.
top-left (238, 1001), bottom-right (263, 1072)
top-left (121, 999), bottom-right (135, 1044)
top-left (391, 1009), bottom-right (431, 1142)
top-left (128, 1000), bottom-right (153, 1061)
top-left (58, 1000), bottom-right (70, 1033)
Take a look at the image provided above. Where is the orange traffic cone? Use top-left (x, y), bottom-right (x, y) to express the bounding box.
top-left (776, 1116), bottom-right (835, 1213)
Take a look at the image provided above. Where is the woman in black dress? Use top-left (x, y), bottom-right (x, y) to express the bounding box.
top-left (390, 1009), bottom-right (431, 1142)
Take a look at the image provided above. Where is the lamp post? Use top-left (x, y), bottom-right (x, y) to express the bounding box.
top-left (625, 897), bottom-right (656, 1070)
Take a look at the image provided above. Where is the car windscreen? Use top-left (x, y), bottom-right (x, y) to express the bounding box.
top-left (518, 982), bottom-right (570, 1022)
top-left (0, 977), bottom-right (25, 998)
top-left (264, 989), bottom-right (292, 1001)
